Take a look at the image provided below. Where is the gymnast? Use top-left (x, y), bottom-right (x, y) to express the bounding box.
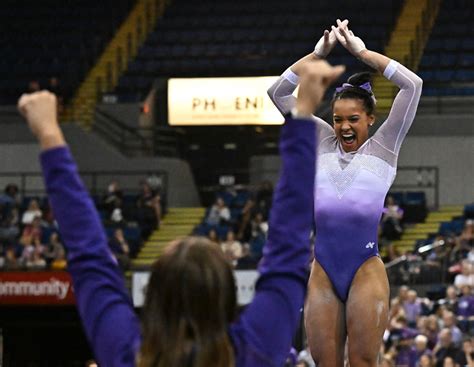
top-left (18, 60), bottom-right (344, 367)
top-left (268, 19), bottom-right (423, 367)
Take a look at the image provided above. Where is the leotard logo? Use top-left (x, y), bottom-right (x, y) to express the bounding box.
top-left (365, 242), bottom-right (375, 249)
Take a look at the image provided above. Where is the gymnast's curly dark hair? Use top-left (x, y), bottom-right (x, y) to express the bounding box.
top-left (332, 72), bottom-right (376, 115)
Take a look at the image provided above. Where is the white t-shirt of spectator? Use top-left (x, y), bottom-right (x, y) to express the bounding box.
top-left (221, 241), bottom-right (243, 259)
top-left (206, 205), bottom-right (230, 225)
top-left (454, 273), bottom-right (474, 288)
top-left (22, 210), bottom-right (42, 225)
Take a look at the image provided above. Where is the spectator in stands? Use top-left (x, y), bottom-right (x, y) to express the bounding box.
top-left (255, 181), bottom-right (273, 220)
top-left (19, 216), bottom-right (45, 268)
top-left (454, 260), bottom-right (474, 288)
top-left (439, 286), bottom-right (459, 313)
top-left (458, 219), bottom-right (474, 249)
top-left (25, 244), bottom-right (47, 269)
top-left (441, 356), bottom-right (456, 367)
top-left (250, 212), bottom-right (268, 239)
top-left (21, 199), bottom-right (42, 225)
top-left (456, 285), bottom-right (474, 333)
top-left (414, 334), bottom-right (432, 363)
top-left (389, 297), bottom-right (407, 330)
top-left (2, 246), bottom-right (19, 269)
top-left (0, 203), bottom-right (19, 244)
top-left (441, 311), bottom-right (463, 347)
top-left (20, 216), bottom-right (42, 246)
top-left (44, 232), bottom-right (66, 268)
top-left (18, 218), bottom-right (46, 269)
top-left (380, 356), bottom-right (395, 367)
top-left (394, 332), bottom-right (418, 367)
top-left (426, 315), bottom-right (442, 350)
top-left (297, 344), bottom-right (316, 367)
top-left (461, 339), bottom-right (474, 367)
top-left (236, 243), bottom-right (258, 269)
top-left (404, 290), bottom-right (424, 328)
top-left (137, 181), bottom-right (161, 236)
top-left (146, 174), bottom-right (166, 212)
top-left (419, 354), bottom-right (435, 367)
top-left (207, 228), bottom-right (219, 244)
top-left (284, 348), bottom-right (298, 367)
top-left (433, 328), bottom-right (465, 367)
top-left (468, 247), bottom-right (474, 263)
top-left (108, 228), bottom-right (130, 270)
top-left (382, 195), bottom-right (404, 241)
top-left (396, 285), bottom-right (410, 303)
top-left (205, 197), bottom-right (231, 226)
top-left (450, 221), bottom-right (472, 265)
top-left (110, 198), bottom-right (125, 227)
top-left (102, 180), bottom-right (123, 217)
top-left (0, 184), bottom-right (19, 206)
top-left (236, 196), bottom-right (254, 241)
top-left (221, 230), bottom-right (242, 266)
top-left (249, 212), bottom-right (268, 259)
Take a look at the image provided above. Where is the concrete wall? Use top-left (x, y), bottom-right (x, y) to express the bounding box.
top-left (96, 103), bottom-right (141, 128)
top-left (0, 124), bottom-right (199, 207)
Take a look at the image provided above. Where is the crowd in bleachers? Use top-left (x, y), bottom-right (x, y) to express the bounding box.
top-left (294, 278), bottom-right (474, 367)
top-left (377, 281), bottom-right (474, 367)
top-left (194, 181), bottom-right (273, 268)
top-left (0, 184), bottom-right (65, 270)
top-left (0, 179), bottom-right (164, 272)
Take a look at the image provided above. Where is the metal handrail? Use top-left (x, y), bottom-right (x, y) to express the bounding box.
top-left (93, 107), bottom-right (184, 157)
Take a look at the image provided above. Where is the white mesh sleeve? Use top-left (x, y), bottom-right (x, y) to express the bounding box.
top-left (267, 68), bottom-right (335, 142)
top-left (372, 60), bottom-right (423, 155)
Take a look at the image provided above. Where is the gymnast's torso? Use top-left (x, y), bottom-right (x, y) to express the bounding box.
top-left (314, 133), bottom-right (397, 301)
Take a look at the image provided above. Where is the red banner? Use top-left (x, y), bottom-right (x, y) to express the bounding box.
top-left (0, 271), bottom-right (76, 305)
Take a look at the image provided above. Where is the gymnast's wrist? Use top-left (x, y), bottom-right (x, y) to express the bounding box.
top-left (312, 50), bottom-right (325, 60)
top-left (291, 107), bottom-right (313, 119)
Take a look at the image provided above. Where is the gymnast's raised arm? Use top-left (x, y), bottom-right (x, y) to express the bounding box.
top-left (333, 19), bottom-right (423, 155)
top-left (266, 21), bottom-right (349, 142)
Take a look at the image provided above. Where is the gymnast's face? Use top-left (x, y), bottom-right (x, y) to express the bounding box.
top-left (333, 98), bottom-right (374, 152)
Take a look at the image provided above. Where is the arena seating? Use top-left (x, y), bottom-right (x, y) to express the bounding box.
top-left (116, 0), bottom-right (403, 98)
top-left (418, 0), bottom-right (474, 96)
top-left (0, 0), bottom-right (135, 104)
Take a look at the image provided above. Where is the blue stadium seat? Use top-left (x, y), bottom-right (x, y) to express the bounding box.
top-left (465, 204), bottom-right (474, 219)
top-left (405, 192), bottom-right (426, 205)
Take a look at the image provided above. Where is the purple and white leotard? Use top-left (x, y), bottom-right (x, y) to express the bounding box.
top-left (268, 60), bottom-right (422, 301)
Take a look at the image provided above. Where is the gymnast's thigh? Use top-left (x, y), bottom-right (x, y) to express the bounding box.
top-left (305, 260), bottom-right (346, 367)
top-left (346, 256), bottom-right (389, 367)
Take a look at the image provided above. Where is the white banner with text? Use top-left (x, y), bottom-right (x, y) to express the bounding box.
top-left (132, 270), bottom-right (259, 307)
top-left (168, 76), bottom-right (285, 126)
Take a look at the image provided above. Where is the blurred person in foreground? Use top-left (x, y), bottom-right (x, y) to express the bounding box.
top-left (18, 59), bottom-right (344, 366)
